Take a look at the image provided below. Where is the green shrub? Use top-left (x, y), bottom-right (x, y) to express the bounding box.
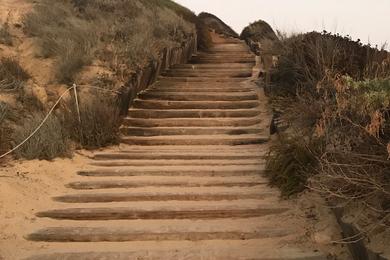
top-left (12, 112), bottom-right (71, 160)
top-left (0, 57), bottom-right (30, 91)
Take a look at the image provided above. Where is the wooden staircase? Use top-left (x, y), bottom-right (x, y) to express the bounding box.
top-left (25, 37), bottom-right (325, 260)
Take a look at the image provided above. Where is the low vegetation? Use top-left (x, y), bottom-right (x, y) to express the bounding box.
top-left (24, 0), bottom-right (195, 84)
top-left (0, 57), bottom-right (30, 91)
top-left (198, 12), bottom-right (238, 38)
top-left (63, 93), bottom-right (121, 149)
top-left (12, 112), bottom-right (70, 160)
top-left (0, 102), bottom-right (12, 155)
top-left (0, 0), bottom-right (203, 160)
top-left (0, 22), bottom-right (12, 46)
top-left (265, 31), bottom-right (390, 230)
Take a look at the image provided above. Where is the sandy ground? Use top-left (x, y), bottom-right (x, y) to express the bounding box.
top-left (0, 151), bottom-right (93, 260)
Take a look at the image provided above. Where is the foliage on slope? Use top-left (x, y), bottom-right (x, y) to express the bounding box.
top-left (0, 0), bottom-right (201, 160)
top-left (265, 31), bottom-right (390, 232)
top-left (198, 12), bottom-right (239, 38)
top-left (240, 19), bottom-right (279, 55)
top-left (24, 0), bottom-right (196, 84)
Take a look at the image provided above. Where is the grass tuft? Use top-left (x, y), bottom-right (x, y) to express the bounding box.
top-left (12, 112), bottom-right (71, 160)
top-left (0, 57), bottom-right (30, 91)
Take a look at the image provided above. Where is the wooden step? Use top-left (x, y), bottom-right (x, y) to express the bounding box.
top-left (162, 70), bottom-right (252, 78)
top-left (120, 126), bottom-right (263, 136)
top-left (120, 134), bottom-right (268, 145)
top-left (133, 100), bottom-right (260, 109)
top-left (28, 223), bottom-right (288, 242)
top-left (90, 158), bottom-right (264, 167)
top-left (67, 176), bottom-right (267, 190)
top-left (150, 87), bottom-right (255, 93)
top-left (138, 92), bottom-right (258, 101)
top-left (93, 150), bottom-right (265, 160)
top-left (53, 189), bottom-right (277, 203)
top-left (122, 117), bottom-right (263, 127)
top-left (36, 206), bottom-right (288, 220)
top-left (77, 165), bottom-right (264, 177)
top-left (157, 77), bottom-right (247, 82)
top-left (127, 108), bottom-right (261, 118)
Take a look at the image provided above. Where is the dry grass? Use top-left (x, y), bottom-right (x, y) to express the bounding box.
top-left (0, 57), bottom-right (30, 91)
top-left (24, 0), bottom-right (195, 84)
top-left (0, 102), bottom-right (12, 155)
top-left (63, 93), bottom-right (121, 149)
top-left (0, 23), bottom-right (12, 46)
top-left (12, 112), bottom-right (71, 160)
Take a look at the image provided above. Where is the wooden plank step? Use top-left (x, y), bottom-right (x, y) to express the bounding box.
top-left (53, 190), bottom-right (276, 203)
top-left (138, 92), bottom-right (258, 101)
top-left (93, 150), bottom-right (265, 160)
top-left (122, 117), bottom-right (263, 127)
top-left (150, 87), bottom-right (255, 93)
top-left (90, 158), bottom-right (264, 167)
top-left (36, 206), bottom-right (289, 220)
top-left (120, 126), bottom-right (264, 136)
top-left (172, 63), bottom-right (253, 69)
top-left (66, 177), bottom-right (267, 190)
top-left (127, 108), bottom-right (261, 118)
top-left (157, 77), bottom-right (247, 82)
top-left (27, 227), bottom-right (289, 242)
top-left (25, 239), bottom-right (326, 260)
top-left (161, 71), bottom-right (252, 78)
top-left (133, 100), bottom-right (260, 109)
top-left (120, 134), bottom-right (268, 145)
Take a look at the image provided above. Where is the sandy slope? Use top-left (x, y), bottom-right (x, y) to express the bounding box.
top-left (0, 152), bottom-right (93, 259)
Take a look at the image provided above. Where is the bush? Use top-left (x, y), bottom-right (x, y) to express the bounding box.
top-left (266, 135), bottom-right (322, 197)
top-left (0, 23), bottom-right (12, 46)
top-left (12, 112), bottom-right (70, 160)
top-left (271, 31), bottom-right (389, 95)
top-left (0, 57), bottom-right (30, 91)
top-left (0, 102), bottom-right (12, 155)
top-left (63, 93), bottom-right (120, 149)
top-left (267, 29), bottom-right (390, 223)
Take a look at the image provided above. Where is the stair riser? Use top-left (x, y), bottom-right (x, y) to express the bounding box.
top-left (120, 127), bottom-right (261, 136)
top-left (138, 94), bottom-right (258, 101)
top-left (161, 72), bottom-right (252, 78)
top-left (172, 64), bottom-right (253, 69)
top-left (122, 118), bottom-right (262, 127)
top-left (36, 208), bottom-right (288, 221)
top-left (94, 153), bottom-right (263, 160)
top-left (54, 193), bottom-right (275, 203)
top-left (77, 170), bottom-right (263, 177)
top-left (67, 181), bottom-right (267, 190)
top-left (158, 77), bottom-right (247, 82)
top-left (120, 138), bottom-right (267, 146)
top-left (192, 60), bottom-right (255, 64)
top-left (28, 230), bottom-right (286, 243)
top-left (127, 110), bottom-right (260, 118)
top-left (133, 101), bottom-right (260, 109)
top-left (149, 88), bottom-right (254, 93)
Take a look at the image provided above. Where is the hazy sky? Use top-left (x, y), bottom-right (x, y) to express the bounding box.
top-left (174, 0), bottom-right (390, 49)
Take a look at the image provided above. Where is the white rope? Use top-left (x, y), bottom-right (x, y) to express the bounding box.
top-left (0, 86), bottom-right (74, 159)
